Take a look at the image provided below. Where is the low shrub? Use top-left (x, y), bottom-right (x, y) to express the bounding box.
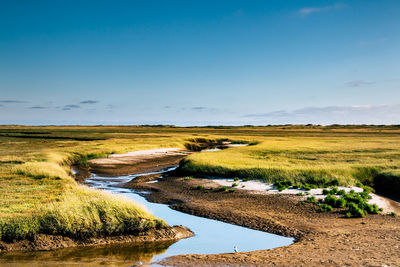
top-left (318, 203), bottom-right (333, 212)
top-left (306, 196), bottom-right (316, 203)
top-left (308, 187), bottom-right (381, 218)
top-left (347, 202), bottom-right (365, 217)
top-left (335, 198), bottom-right (347, 208)
top-left (324, 195), bottom-right (338, 207)
top-left (274, 180), bottom-right (292, 191)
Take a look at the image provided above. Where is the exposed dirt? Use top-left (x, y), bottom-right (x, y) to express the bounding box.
top-left (88, 148), bottom-right (189, 176)
top-left (120, 173), bottom-right (400, 267)
top-left (71, 163), bottom-right (92, 183)
top-left (0, 225), bottom-right (193, 253)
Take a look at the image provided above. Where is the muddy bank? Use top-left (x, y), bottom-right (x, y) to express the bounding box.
top-left (86, 148), bottom-right (400, 266)
top-left (88, 148), bottom-right (189, 176)
top-left (122, 174), bottom-right (400, 266)
top-left (0, 225), bottom-right (193, 253)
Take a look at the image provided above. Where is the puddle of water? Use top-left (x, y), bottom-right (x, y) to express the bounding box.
top-left (0, 241), bottom-right (173, 267)
top-left (0, 166), bottom-right (293, 266)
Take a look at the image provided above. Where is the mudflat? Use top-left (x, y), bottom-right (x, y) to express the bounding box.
top-left (88, 148), bottom-right (189, 176)
top-left (103, 150), bottom-right (400, 267)
top-left (0, 225), bottom-right (193, 252)
top-left (125, 176), bottom-right (400, 266)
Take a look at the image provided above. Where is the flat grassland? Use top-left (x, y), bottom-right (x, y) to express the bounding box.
top-left (0, 125), bottom-right (399, 245)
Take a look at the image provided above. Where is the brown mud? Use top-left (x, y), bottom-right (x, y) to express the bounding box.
top-left (112, 157), bottom-right (400, 266)
top-left (0, 226), bottom-right (193, 253)
top-left (88, 150), bottom-right (188, 177)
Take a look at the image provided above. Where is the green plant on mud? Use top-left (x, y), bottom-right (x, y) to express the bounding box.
top-left (314, 187), bottom-right (380, 217)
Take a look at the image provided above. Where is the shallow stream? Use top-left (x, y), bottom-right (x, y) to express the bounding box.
top-left (0, 166), bottom-right (293, 266)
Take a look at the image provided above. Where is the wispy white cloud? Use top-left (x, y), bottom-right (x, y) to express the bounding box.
top-left (80, 100), bottom-right (99, 104)
top-left (298, 3), bottom-right (347, 16)
top-left (245, 104), bottom-right (400, 125)
top-left (191, 106), bottom-right (218, 112)
top-left (61, 104), bottom-right (80, 111)
top-left (192, 107), bottom-right (207, 111)
top-left (0, 100), bottom-right (27, 103)
top-left (346, 80), bottom-right (373, 87)
top-left (28, 106), bottom-right (49, 110)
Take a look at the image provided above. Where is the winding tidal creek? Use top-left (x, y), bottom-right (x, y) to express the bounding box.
top-left (0, 166), bottom-right (293, 266)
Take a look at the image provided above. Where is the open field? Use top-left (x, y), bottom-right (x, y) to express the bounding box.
top-left (0, 125), bottom-right (399, 249)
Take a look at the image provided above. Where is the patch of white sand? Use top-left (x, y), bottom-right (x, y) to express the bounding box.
top-left (226, 144), bottom-right (248, 147)
top-left (212, 179), bottom-right (394, 213)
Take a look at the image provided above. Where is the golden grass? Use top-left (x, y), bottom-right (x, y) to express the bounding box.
top-left (180, 136), bottom-right (400, 186)
top-left (1, 125), bottom-right (400, 241)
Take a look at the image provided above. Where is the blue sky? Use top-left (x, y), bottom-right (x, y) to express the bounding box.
top-left (1, 0), bottom-right (399, 125)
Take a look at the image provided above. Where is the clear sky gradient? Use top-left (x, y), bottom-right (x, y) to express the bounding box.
top-left (1, 0), bottom-right (399, 125)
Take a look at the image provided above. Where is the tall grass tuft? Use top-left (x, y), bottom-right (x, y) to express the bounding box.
top-left (0, 186), bottom-right (166, 242)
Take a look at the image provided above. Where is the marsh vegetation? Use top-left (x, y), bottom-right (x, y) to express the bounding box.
top-left (178, 126), bottom-right (400, 198)
top-left (0, 125), bottom-right (399, 245)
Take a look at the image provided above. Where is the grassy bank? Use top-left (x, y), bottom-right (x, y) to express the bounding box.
top-left (0, 150), bottom-right (167, 242)
top-left (0, 126), bottom-right (192, 243)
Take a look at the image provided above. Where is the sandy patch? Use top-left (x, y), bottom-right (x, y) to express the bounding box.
top-left (109, 148), bottom-right (183, 158)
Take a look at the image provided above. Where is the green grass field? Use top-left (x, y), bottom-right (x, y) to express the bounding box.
top-left (1, 125), bottom-right (399, 242)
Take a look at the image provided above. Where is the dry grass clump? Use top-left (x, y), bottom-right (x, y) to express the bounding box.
top-left (0, 185), bottom-right (166, 242)
top-left (13, 162), bottom-right (71, 180)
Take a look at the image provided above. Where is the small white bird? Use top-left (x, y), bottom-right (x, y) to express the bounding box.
top-left (234, 246), bottom-right (239, 253)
